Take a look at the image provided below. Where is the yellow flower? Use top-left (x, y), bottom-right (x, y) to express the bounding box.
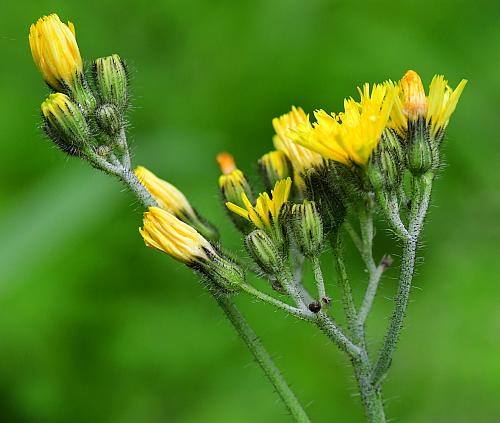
top-left (272, 107), bottom-right (323, 172)
top-left (140, 207), bottom-right (213, 264)
top-left (134, 166), bottom-right (196, 221)
top-left (226, 178), bottom-right (292, 229)
top-left (29, 14), bottom-right (83, 92)
top-left (391, 70), bottom-right (467, 137)
top-left (291, 83), bottom-right (395, 166)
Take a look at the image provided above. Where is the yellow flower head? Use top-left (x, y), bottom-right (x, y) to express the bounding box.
top-left (29, 14), bottom-right (83, 92)
top-left (140, 207), bottom-right (213, 264)
top-left (134, 166), bottom-right (196, 221)
top-left (291, 83), bottom-right (395, 167)
top-left (259, 151), bottom-right (290, 180)
top-left (258, 150), bottom-right (291, 190)
top-left (391, 70), bottom-right (467, 137)
top-left (226, 178), bottom-right (292, 229)
top-left (272, 107), bottom-right (323, 172)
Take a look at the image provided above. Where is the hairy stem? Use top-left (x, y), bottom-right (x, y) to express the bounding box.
top-left (311, 255), bottom-right (327, 301)
top-left (213, 292), bottom-right (311, 423)
top-left (373, 173), bottom-right (433, 386)
top-left (358, 263), bottom-right (385, 326)
top-left (240, 283), bottom-right (313, 320)
top-left (331, 235), bottom-right (361, 342)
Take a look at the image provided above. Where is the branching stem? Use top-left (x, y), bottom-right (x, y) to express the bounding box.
top-left (373, 172), bottom-right (433, 387)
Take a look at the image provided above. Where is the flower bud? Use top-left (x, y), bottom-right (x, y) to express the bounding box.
top-left (368, 129), bottom-right (405, 192)
top-left (135, 166), bottom-right (219, 241)
top-left (302, 166), bottom-right (345, 234)
top-left (245, 229), bottom-right (283, 276)
top-left (29, 14), bottom-right (83, 93)
top-left (95, 104), bottom-right (123, 135)
top-left (401, 70), bottom-right (427, 121)
top-left (289, 201), bottom-right (323, 258)
top-left (258, 151), bottom-right (292, 191)
top-left (93, 54), bottom-right (129, 110)
top-left (140, 207), bottom-right (243, 292)
top-left (29, 14), bottom-right (96, 112)
top-left (41, 93), bottom-right (90, 156)
top-left (405, 120), bottom-right (435, 175)
top-left (217, 152), bottom-right (254, 233)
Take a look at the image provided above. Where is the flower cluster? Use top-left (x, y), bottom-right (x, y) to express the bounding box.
top-left (29, 13), bottom-right (467, 303)
top-left (30, 14), bottom-right (128, 160)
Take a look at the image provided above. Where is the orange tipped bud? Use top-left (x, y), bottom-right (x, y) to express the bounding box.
top-left (217, 152), bottom-right (237, 175)
top-left (401, 70), bottom-right (427, 120)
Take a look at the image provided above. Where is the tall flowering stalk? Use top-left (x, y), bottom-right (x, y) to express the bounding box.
top-left (28, 13), bottom-right (467, 423)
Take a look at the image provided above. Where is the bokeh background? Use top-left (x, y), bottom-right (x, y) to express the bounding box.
top-left (1, 0), bottom-right (499, 422)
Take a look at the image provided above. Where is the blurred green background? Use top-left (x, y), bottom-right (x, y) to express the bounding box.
top-left (1, 0), bottom-right (499, 422)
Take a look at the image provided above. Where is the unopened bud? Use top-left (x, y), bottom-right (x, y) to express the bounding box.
top-left (406, 120), bottom-right (435, 175)
top-left (302, 166), bottom-right (345, 234)
top-left (258, 150), bottom-right (292, 191)
top-left (93, 54), bottom-right (128, 110)
top-left (140, 207), bottom-right (241, 292)
top-left (41, 93), bottom-right (89, 156)
top-left (401, 70), bottom-right (427, 121)
top-left (290, 201), bottom-right (323, 257)
top-left (368, 130), bottom-right (404, 193)
top-left (217, 152), bottom-right (254, 233)
top-left (245, 229), bottom-right (283, 276)
top-left (95, 103), bottom-right (123, 135)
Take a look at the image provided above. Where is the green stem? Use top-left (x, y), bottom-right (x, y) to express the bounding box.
top-left (358, 263), bottom-right (385, 326)
top-left (240, 283), bottom-right (313, 320)
top-left (311, 255), bottom-right (327, 301)
top-left (213, 292), bottom-right (311, 423)
top-left (330, 234), bottom-right (386, 422)
top-left (372, 173), bottom-right (433, 387)
top-left (331, 235), bottom-right (361, 342)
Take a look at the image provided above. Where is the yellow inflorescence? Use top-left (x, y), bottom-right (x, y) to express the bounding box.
top-left (218, 168), bottom-right (247, 190)
top-left (259, 151), bottom-right (289, 180)
top-left (41, 92), bottom-right (73, 118)
top-left (272, 107), bottom-right (323, 172)
top-left (134, 166), bottom-right (196, 220)
top-left (226, 178), bottom-right (292, 229)
top-left (29, 14), bottom-right (83, 92)
top-left (426, 74), bottom-right (467, 136)
top-left (140, 207), bottom-right (212, 264)
top-left (291, 83), bottom-right (395, 167)
top-left (391, 70), bottom-right (467, 137)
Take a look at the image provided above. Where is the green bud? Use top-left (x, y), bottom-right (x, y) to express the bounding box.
top-left (70, 77), bottom-right (97, 113)
top-left (245, 229), bottom-right (283, 276)
top-left (406, 119), bottom-right (435, 175)
top-left (93, 54), bottom-right (128, 110)
top-left (368, 130), bottom-right (404, 193)
top-left (95, 104), bottom-right (123, 135)
top-left (41, 93), bottom-right (90, 156)
top-left (290, 201), bottom-right (323, 257)
top-left (258, 151), bottom-right (292, 191)
top-left (302, 165), bottom-right (345, 234)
